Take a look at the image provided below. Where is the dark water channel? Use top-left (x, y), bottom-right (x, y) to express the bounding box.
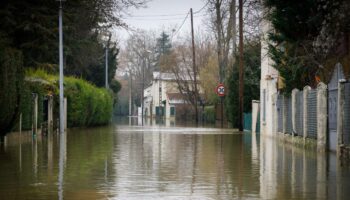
top-left (1, 120), bottom-right (350, 199)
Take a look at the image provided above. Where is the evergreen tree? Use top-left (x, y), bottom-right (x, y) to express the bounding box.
top-left (155, 31), bottom-right (172, 71)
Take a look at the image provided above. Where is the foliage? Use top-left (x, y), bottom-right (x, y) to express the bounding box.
top-left (0, 47), bottom-right (23, 136)
top-left (65, 77), bottom-right (113, 127)
top-left (199, 55), bottom-right (220, 104)
top-left (24, 69), bottom-right (113, 128)
top-left (226, 41), bottom-right (260, 127)
top-left (110, 79), bottom-right (121, 94)
top-left (203, 105), bottom-right (216, 123)
top-left (264, 0), bottom-right (350, 93)
top-left (0, 0), bottom-right (146, 86)
top-left (156, 31), bottom-right (172, 71)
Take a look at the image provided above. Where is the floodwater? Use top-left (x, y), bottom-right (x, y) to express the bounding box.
top-left (1, 119), bottom-right (350, 200)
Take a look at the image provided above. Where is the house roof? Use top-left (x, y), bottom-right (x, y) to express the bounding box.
top-left (153, 71), bottom-right (195, 81)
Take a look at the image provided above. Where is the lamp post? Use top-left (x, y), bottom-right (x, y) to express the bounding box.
top-left (141, 50), bottom-right (151, 126)
top-left (57, 0), bottom-right (65, 134)
top-left (105, 45), bottom-right (109, 89)
top-left (101, 31), bottom-right (110, 89)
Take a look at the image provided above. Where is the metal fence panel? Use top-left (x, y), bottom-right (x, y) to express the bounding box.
top-left (307, 89), bottom-right (317, 139)
top-left (277, 95), bottom-right (283, 133)
top-left (295, 91), bottom-right (304, 136)
top-left (286, 97), bottom-right (293, 134)
top-left (344, 83), bottom-right (350, 145)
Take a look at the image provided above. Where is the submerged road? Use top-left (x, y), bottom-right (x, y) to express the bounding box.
top-left (0, 119), bottom-right (350, 199)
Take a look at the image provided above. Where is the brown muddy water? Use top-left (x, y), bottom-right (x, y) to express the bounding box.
top-left (0, 120), bottom-right (350, 199)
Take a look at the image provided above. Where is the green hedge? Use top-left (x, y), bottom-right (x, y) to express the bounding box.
top-left (24, 69), bottom-right (113, 128)
top-left (203, 105), bottom-right (216, 123)
top-left (0, 47), bottom-right (23, 135)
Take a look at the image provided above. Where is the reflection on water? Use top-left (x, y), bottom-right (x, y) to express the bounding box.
top-left (0, 122), bottom-right (350, 199)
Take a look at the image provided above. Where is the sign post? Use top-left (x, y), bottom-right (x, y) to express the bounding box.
top-left (216, 83), bottom-right (225, 128)
top-left (216, 83), bottom-right (225, 97)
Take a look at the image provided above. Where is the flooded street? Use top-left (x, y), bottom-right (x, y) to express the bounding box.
top-left (1, 120), bottom-right (350, 199)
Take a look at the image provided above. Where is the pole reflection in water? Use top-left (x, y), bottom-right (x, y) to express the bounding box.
top-left (32, 135), bottom-right (38, 180)
top-left (58, 132), bottom-right (66, 200)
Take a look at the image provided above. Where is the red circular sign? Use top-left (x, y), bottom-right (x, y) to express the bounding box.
top-left (216, 83), bottom-right (225, 97)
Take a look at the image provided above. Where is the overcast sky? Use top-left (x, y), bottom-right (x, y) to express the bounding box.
top-left (116, 0), bottom-right (208, 45)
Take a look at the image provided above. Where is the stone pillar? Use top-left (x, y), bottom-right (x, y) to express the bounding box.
top-left (303, 86), bottom-right (311, 140)
top-left (48, 95), bottom-right (53, 134)
top-left (317, 82), bottom-right (327, 152)
top-left (252, 100), bottom-right (260, 133)
top-left (337, 81), bottom-right (345, 157)
top-left (291, 89), bottom-right (299, 137)
top-left (272, 93), bottom-right (278, 134)
top-left (32, 93), bottom-right (38, 135)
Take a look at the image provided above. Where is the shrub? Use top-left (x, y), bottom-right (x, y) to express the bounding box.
top-left (23, 70), bottom-right (113, 128)
top-left (203, 105), bottom-right (216, 123)
top-left (0, 47), bottom-right (23, 135)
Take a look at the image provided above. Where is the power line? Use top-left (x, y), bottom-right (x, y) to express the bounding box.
top-left (194, 1), bottom-right (209, 14)
top-left (124, 2), bottom-right (209, 19)
top-left (124, 16), bottom-right (191, 21)
top-left (171, 11), bottom-right (190, 40)
top-left (125, 13), bottom-right (188, 18)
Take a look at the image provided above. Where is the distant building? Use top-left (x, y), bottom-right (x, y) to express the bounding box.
top-left (143, 72), bottom-right (201, 119)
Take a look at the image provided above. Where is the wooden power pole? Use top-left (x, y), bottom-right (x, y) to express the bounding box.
top-left (238, 0), bottom-right (244, 131)
top-left (190, 8), bottom-right (199, 125)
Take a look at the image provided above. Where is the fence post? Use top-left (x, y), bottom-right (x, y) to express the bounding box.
top-left (32, 93), bottom-right (38, 136)
top-left (282, 95), bottom-right (287, 134)
top-left (48, 95), bottom-right (53, 134)
top-left (303, 86), bottom-right (311, 140)
top-left (292, 89), bottom-right (299, 137)
top-left (337, 81), bottom-right (345, 157)
top-left (317, 82), bottom-right (327, 152)
top-left (272, 93), bottom-right (278, 134)
top-left (252, 100), bottom-right (260, 133)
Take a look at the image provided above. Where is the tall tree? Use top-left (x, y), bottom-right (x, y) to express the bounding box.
top-left (155, 31), bottom-right (172, 72)
top-left (264, 0), bottom-right (350, 92)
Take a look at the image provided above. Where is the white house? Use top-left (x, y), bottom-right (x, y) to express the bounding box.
top-left (143, 71), bottom-right (200, 119)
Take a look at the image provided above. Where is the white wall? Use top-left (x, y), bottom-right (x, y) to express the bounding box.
top-left (260, 19), bottom-right (279, 136)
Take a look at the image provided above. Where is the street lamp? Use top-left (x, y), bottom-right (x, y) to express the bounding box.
top-left (57, 0), bottom-right (65, 134)
top-left (141, 50), bottom-right (152, 126)
top-left (101, 31), bottom-right (111, 89)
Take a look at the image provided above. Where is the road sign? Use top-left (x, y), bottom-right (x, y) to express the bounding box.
top-left (216, 83), bottom-right (225, 97)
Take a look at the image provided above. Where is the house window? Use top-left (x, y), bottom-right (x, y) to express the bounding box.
top-left (156, 106), bottom-right (164, 116)
top-left (170, 107), bottom-right (175, 116)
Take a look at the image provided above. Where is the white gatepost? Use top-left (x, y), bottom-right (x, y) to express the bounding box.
top-left (291, 89), bottom-right (299, 136)
top-left (303, 86), bottom-right (311, 140)
top-left (317, 82), bottom-right (327, 152)
top-left (252, 100), bottom-right (260, 133)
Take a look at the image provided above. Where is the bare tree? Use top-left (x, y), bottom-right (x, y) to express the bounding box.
top-left (119, 30), bottom-right (157, 107)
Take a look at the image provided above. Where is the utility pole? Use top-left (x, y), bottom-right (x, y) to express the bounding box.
top-left (190, 8), bottom-right (199, 125)
top-left (238, 0), bottom-right (244, 131)
top-left (142, 56), bottom-right (145, 126)
top-left (58, 0), bottom-right (65, 134)
top-left (105, 46), bottom-right (109, 89)
top-left (129, 71), bottom-right (132, 117)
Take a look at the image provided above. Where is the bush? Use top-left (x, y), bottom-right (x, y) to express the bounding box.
top-left (65, 77), bottom-right (112, 127)
top-left (0, 47), bottom-right (23, 136)
top-left (24, 69), bottom-right (113, 128)
top-left (203, 105), bottom-right (216, 123)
